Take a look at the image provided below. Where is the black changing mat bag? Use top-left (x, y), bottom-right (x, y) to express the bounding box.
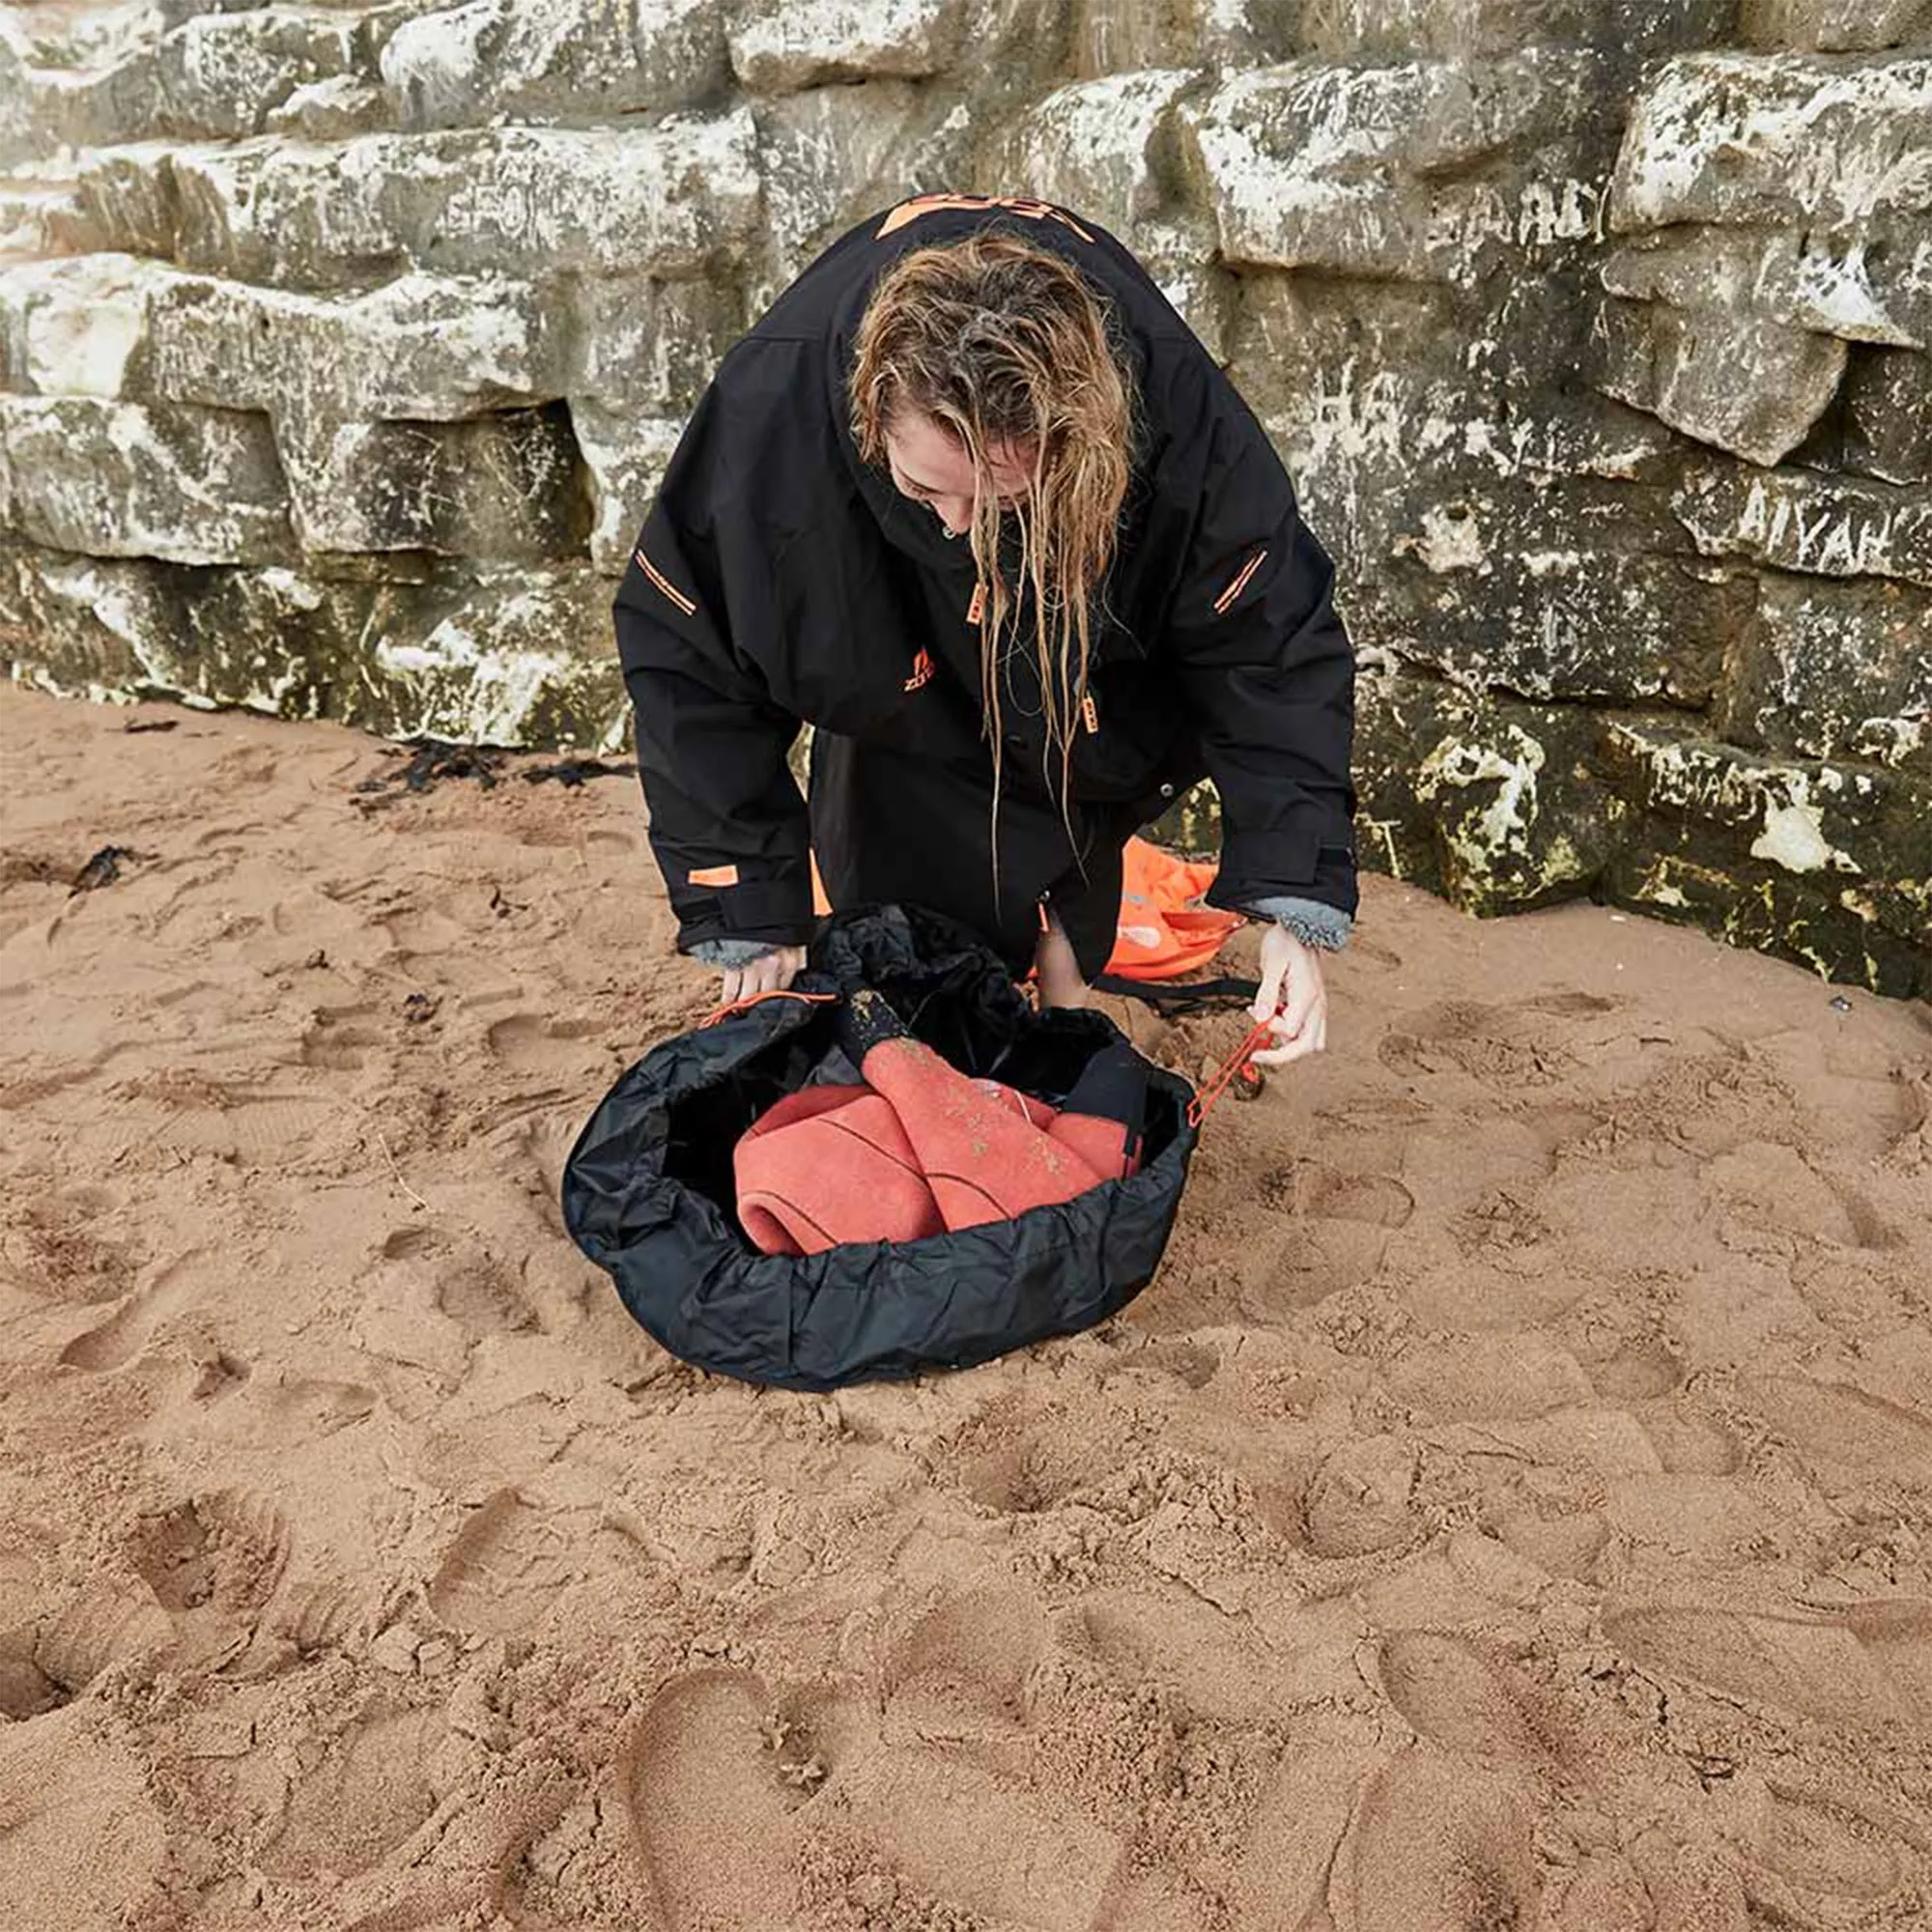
top-left (561, 904), bottom-right (1199, 1390)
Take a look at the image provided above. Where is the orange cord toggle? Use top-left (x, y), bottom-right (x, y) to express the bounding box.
top-left (1185, 1018), bottom-right (1277, 1129)
top-left (700, 988), bottom-right (838, 1029)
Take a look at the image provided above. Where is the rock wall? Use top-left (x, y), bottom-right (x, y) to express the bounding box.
top-left (2, 0), bottom-right (1927, 994)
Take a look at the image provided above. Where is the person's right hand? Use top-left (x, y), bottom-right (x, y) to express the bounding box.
top-left (720, 944), bottom-right (808, 1007)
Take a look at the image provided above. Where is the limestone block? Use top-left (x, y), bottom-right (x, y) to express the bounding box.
top-left (753, 83), bottom-right (973, 302)
top-left (0, 181), bottom-right (99, 261)
top-left (0, 254), bottom-right (170, 397)
top-left (378, 0), bottom-right (723, 128)
top-left (1129, 215), bottom-right (1234, 362)
top-left (1602, 225), bottom-right (1932, 352)
top-left (1179, 54), bottom-right (1601, 283)
top-left (0, 397), bottom-right (291, 565)
top-left (991, 71), bottom-right (1194, 243)
top-left (1382, 502), bottom-right (1746, 706)
top-left (571, 403), bottom-right (683, 574)
top-left (273, 403), bottom-right (590, 560)
top-left (1740, 0), bottom-right (1932, 54)
top-left (1068, 0), bottom-right (1273, 77)
top-left (0, 542), bottom-right (369, 717)
top-left (1295, 0), bottom-right (1738, 58)
top-left (1845, 347), bottom-right (1932, 485)
top-left (1351, 671), bottom-right (1627, 913)
top-left (1608, 54), bottom-right (1932, 235)
top-left (728, 0), bottom-right (963, 94)
top-left (357, 564), bottom-right (627, 747)
top-left (154, 9), bottom-right (366, 137)
top-left (145, 271), bottom-right (562, 421)
top-left (567, 276), bottom-right (741, 415)
top-left (1715, 574), bottom-right (1932, 773)
top-left (1593, 295), bottom-right (1848, 468)
top-left (1672, 464), bottom-right (1932, 587)
top-left (1604, 724), bottom-right (1931, 995)
top-left (6, 9), bottom-right (367, 151)
top-left (73, 142), bottom-right (193, 262)
top-left (265, 75), bottom-right (393, 139)
top-left (155, 114), bottom-right (760, 286)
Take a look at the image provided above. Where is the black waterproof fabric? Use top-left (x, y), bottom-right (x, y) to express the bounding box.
top-left (562, 905), bottom-right (1198, 1391)
top-left (613, 193), bottom-right (1357, 970)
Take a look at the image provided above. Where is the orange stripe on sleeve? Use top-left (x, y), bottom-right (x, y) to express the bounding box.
top-left (1212, 547), bottom-right (1267, 615)
top-left (635, 549), bottom-right (697, 617)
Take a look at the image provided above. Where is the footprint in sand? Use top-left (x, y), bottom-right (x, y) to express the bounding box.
top-left (300, 1003), bottom-right (385, 1071)
top-left (28, 1580), bottom-right (176, 1710)
top-left (1258, 1160), bottom-right (1415, 1229)
top-left (1377, 1633), bottom-right (1568, 1770)
top-left (1750, 1780), bottom-right (1909, 1906)
top-left (1302, 1435), bottom-right (1422, 1557)
top-left (484, 1012), bottom-right (610, 1078)
top-left (426, 1489), bottom-right (628, 1637)
top-left (126, 1490), bottom-right (291, 1619)
top-left (1604, 1598), bottom-right (1932, 1733)
top-left (6, 1188), bottom-right (135, 1306)
top-left (1378, 993), bottom-right (1617, 1090)
top-left (620, 1670), bottom-right (810, 1930)
top-left (1338, 1751), bottom-right (1541, 1932)
top-left (1746, 1373), bottom-right (1932, 1491)
top-left (258, 1707), bottom-right (442, 1880)
top-left (59, 1251), bottom-right (205, 1371)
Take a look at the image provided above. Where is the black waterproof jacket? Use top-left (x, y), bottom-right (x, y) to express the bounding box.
top-left (613, 193), bottom-right (1357, 958)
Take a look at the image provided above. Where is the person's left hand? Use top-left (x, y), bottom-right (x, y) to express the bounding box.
top-left (1250, 924), bottom-right (1328, 1066)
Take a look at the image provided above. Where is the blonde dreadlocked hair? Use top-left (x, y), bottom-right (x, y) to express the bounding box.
top-left (849, 228), bottom-right (1137, 876)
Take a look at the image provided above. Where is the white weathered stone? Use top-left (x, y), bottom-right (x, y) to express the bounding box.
top-left (1672, 464), bottom-right (1932, 587)
top-left (0, 253), bottom-right (164, 397)
top-left (572, 403), bottom-right (682, 573)
top-left (152, 113), bottom-right (761, 285)
top-left (728, 0), bottom-right (962, 94)
top-left (753, 82), bottom-right (973, 302)
top-left (568, 275), bottom-right (742, 413)
top-left (0, 542), bottom-right (367, 716)
top-left (274, 405), bottom-right (588, 560)
top-left (264, 74), bottom-right (393, 140)
top-left (1, 543), bottom-right (627, 748)
top-left (1180, 53), bottom-right (1600, 282)
top-left (0, 179), bottom-right (97, 259)
top-left (1741, 0), bottom-right (1932, 55)
top-left (1069, 0), bottom-right (1269, 77)
top-left (1593, 296), bottom-right (1849, 468)
top-left (1609, 54), bottom-right (1932, 234)
top-left (146, 270), bottom-right (562, 421)
top-left (992, 71), bottom-right (1194, 242)
top-left (155, 9), bottom-right (366, 137)
top-left (0, 396), bottom-right (291, 564)
top-left (1715, 573), bottom-right (1932, 773)
top-left (361, 565), bottom-right (627, 747)
top-left (73, 141), bottom-right (193, 261)
top-left (1131, 215), bottom-right (1233, 362)
top-left (1603, 224), bottom-right (1932, 351)
top-left (379, 0), bottom-right (723, 128)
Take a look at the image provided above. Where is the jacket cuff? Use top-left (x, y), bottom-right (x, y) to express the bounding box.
top-left (687, 936), bottom-right (782, 969)
top-left (1245, 895), bottom-right (1352, 952)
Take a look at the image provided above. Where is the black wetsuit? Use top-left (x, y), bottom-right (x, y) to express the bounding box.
top-left (613, 193), bottom-right (1357, 980)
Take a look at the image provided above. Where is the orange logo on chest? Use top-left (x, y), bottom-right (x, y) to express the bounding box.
top-left (903, 647), bottom-right (935, 693)
top-left (876, 193), bottom-right (1096, 243)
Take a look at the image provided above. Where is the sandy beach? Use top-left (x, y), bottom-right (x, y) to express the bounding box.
top-left (2, 682), bottom-right (1929, 1931)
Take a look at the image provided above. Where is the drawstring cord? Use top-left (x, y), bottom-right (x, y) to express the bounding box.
top-left (700, 989), bottom-right (837, 1030)
top-left (1185, 1017), bottom-right (1276, 1129)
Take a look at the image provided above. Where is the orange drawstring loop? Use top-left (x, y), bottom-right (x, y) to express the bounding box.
top-left (1185, 1019), bottom-right (1275, 1129)
top-left (700, 989), bottom-right (838, 1030)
